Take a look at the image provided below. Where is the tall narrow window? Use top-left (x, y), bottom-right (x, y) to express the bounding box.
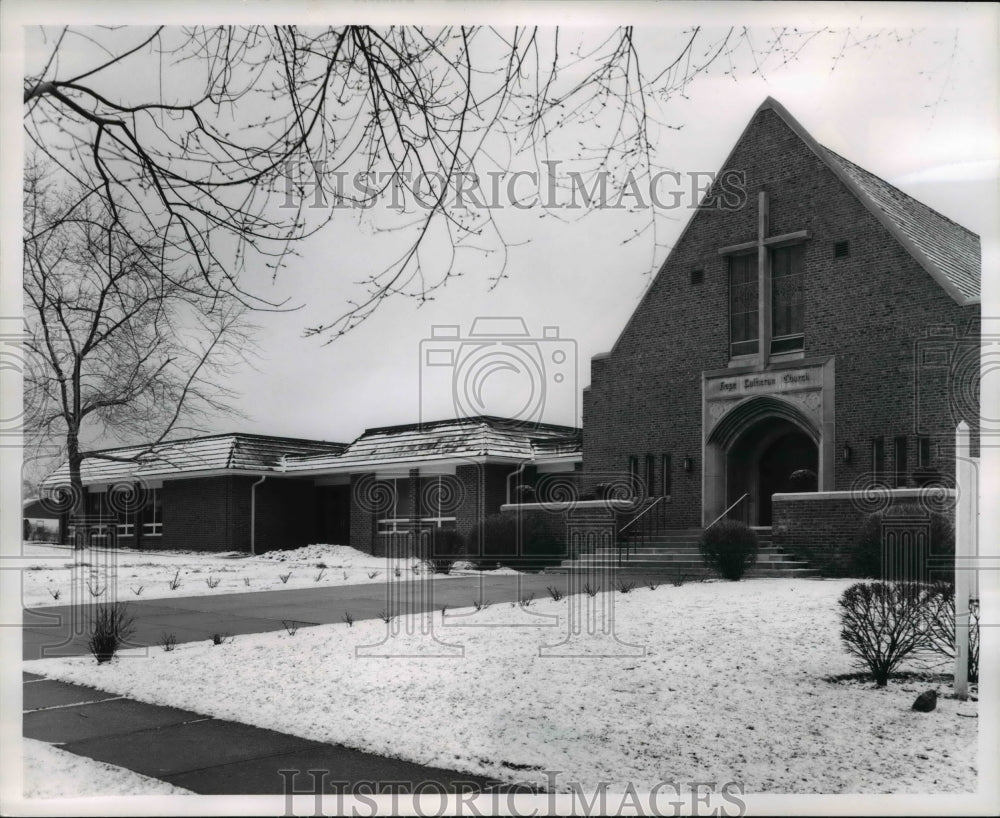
top-left (918, 437), bottom-right (931, 469)
top-left (729, 253), bottom-right (759, 357)
top-left (872, 438), bottom-right (885, 479)
top-left (894, 436), bottom-right (908, 487)
top-left (644, 454), bottom-right (655, 498)
top-left (143, 488), bottom-right (162, 537)
top-left (661, 454), bottom-right (672, 497)
top-left (628, 456), bottom-right (639, 499)
top-left (770, 244), bottom-right (804, 353)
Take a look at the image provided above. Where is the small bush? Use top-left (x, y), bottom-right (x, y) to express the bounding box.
top-left (428, 528), bottom-right (466, 575)
top-left (343, 612), bottom-right (354, 627)
top-left (616, 579), bottom-right (637, 594)
top-left (519, 593), bottom-right (534, 608)
top-left (546, 585), bottom-right (564, 602)
top-left (466, 511), bottom-right (565, 571)
top-left (393, 566), bottom-right (401, 578)
top-left (206, 576), bottom-right (220, 588)
top-left (88, 602), bottom-right (135, 664)
top-left (315, 568), bottom-right (326, 582)
top-left (282, 619), bottom-right (301, 636)
top-left (838, 581), bottom-right (930, 686)
top-left (377, 609), bottom-right (393, 623)
top-left (167, 569), bottom-right (182, 590)
top-left (48, 588), bottom-right (61, 601)
top-left (211, 632), bottom-right (230, 646)
top-left (647, 581), bottom-right (658, 591)
top-left (159, 632), bottom-right (177, 652)
top-left (278, 572), bottom-right (292, 584)
top-left (698, 521), bottom-right (759, 581)
top-left (583, 582), bottom-right (600, 597)
top-left (669, 570), bottom-right (688, 587)
top-left (472, 599), bottom-right (492, 611)
top-left (243, 577), bottom-right (251, 586)
top-left (367, 570), bottom-right (380, 579)
top-left (342, 571), bottom-right (349, 580)
top-left (131, 585), bottom-right (144, 596)
top-left (919, 581), bottom-right (980, 683)
top-left (853, 505), bottom-right (955, 583)
top-left (86, 581), bottom-right (105, 598)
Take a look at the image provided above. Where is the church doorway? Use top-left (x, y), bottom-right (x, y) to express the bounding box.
top-left (725, 417), bottom-right (818, 526)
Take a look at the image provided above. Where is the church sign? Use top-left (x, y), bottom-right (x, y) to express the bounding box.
top-left (710, 367), bottom-right (816, 398)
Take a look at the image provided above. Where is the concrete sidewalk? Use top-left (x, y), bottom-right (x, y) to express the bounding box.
top-left (23, 569), bottom-right (666, 660)
top-left (23, 672), bottom-right (505, 795)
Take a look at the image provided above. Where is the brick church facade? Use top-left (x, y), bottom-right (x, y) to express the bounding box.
top-left (583, 97), bottom-right (979, 537)
top-left (40, 98), bottom-right (980, 573)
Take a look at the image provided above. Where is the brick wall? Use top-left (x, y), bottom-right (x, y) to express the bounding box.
top-left (583, 106), bottom-right (978, 529)
top-left (771, 489), bottom-right (956, 577)
top-left (162, 476), bottom-right (249, 552)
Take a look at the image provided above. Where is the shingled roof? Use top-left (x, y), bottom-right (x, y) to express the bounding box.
top-left (41, 433), bottom-right (348, 488)
top-left (820, 148), bottom-right (980, 302)
top-left (761, 97), bottom-right (980, 305)
top-left (284, 416), bottom-right (582, 473)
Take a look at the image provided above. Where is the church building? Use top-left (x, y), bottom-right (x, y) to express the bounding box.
top-left (582, 97), bottom-right (979, 568)
top-left (40, 98), bottom-right (980, 576)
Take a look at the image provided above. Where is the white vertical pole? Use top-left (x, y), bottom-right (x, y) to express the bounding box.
top-left (954, 422), bottom-right (972, 700)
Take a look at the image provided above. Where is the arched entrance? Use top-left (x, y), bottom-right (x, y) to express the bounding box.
top-left (727, 419), bottom-right (818, 525)
top-left (704, 395), bottom-right (825, 528)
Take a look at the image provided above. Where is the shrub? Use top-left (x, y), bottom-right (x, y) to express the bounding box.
top-left (87, 602), bottom-right (135, 664)
top-left (428, 528), bottom-right (465, 574)
top-left (546, 585), bottom-right (564, 602)
top-left (211, 632), bottom-right (231, 645)
top-left (167, 569), bottom-right (182, 590)
top-left (853, 504), bottom-right (954, 583)
top-left (159, 632), bottom-right (177, 652)
top-left (278, 572), bottom-right (292, 584)
top-left (919, 581), bottom-right (980, 683)
top-left (343, 612), bottom-right (354, 627)
top-left (698, 521), bottom-right (759, 581)
top-left (282, 619), bottom-right (301, 636)
top-left (206, 576), bottom-right (220, 588)
top-left (838, 581), bottom-right (931, 686)
top-left (616, 579), bottom-right (637, 594)
top-left (467, 511), bottom-right (565, 571)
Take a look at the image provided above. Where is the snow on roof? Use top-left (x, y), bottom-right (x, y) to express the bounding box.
top-left (41, 433), bottom-right (348, 488)
top-left (283, 416), bottom-right (582, 473)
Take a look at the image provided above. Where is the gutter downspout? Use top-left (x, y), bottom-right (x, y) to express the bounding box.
top-left (250, 475), bottom-right (267, 555)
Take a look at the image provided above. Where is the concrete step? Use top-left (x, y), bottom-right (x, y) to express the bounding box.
top-left (550, 563), bottom-right (819, 579)
top-left (559, 558), bottom-right (813, 573)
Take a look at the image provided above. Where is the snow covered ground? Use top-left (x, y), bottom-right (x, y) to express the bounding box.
top-left (21, 738), bottom-right (191, 797)
top-left (26, 578), bottom-right (978, 794)
top-left (19, 542), bottom-right (515, 609)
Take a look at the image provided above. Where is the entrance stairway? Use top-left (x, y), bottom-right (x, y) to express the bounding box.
top-left (554, 528), bottom-right (818, 579)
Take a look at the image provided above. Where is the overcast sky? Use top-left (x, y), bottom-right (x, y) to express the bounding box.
top-left (7, 1), bottom-right (999, 449)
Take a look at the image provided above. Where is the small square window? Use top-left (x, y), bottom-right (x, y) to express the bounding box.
top-left (690, 269), bottom-right (704, 285)
top-left (833, 241), bottom-right (850, 258)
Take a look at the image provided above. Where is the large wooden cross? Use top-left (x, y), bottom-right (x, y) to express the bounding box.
top-left (718, 191), bottom-right (809, 367)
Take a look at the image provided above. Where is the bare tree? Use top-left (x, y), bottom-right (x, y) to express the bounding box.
top-left (23, 160), bottom-right (253, 516)
top-left (23, 24), bottom-right (908, 339)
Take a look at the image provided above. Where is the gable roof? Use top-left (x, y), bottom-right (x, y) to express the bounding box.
top-left (747, 97), bottom-right (980, 304)
top-left (284, 416), bottom-right (582, 473)
top-left (821, 147), bottom-right (980, 302)
top-left (40, 433), bottom-right (348, 488)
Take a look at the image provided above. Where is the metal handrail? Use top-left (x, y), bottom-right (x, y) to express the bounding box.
top-left (618, 495), bottom-right (663, 534)
top-left (706, 493), bottom-right (749, 531)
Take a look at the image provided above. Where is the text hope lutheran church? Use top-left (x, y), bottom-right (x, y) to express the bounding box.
top-left (43, 98), bottom-right (981, 576)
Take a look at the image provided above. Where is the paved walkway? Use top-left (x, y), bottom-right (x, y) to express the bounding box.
top-left (23, 672), bottom-right (506, 795)
top-left (22, 569), bottom-right (663, 794)
top-left (23, 568), bottom-right (666, 660)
